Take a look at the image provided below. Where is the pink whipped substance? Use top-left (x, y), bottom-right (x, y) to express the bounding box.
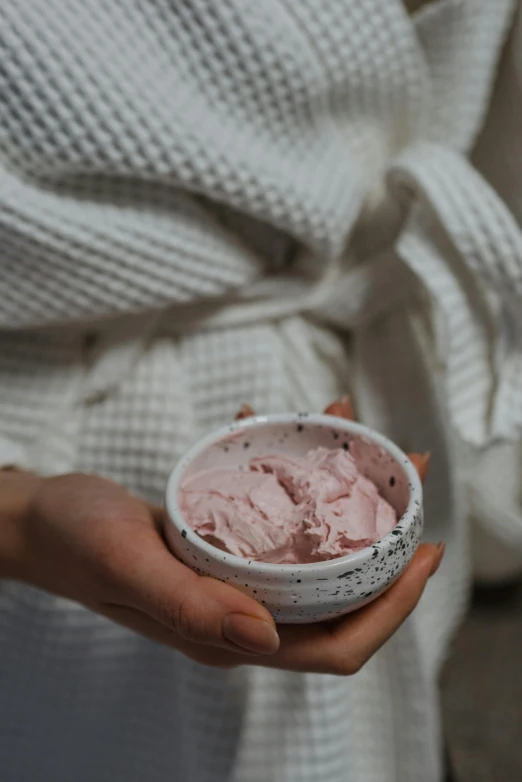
top-left (180, 446), bottom-right (397, 564)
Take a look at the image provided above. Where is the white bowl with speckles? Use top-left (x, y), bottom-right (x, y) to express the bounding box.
top-left (164, 414), bottom-right (423, 624)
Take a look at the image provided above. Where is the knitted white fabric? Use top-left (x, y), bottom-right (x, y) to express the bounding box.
top-left (1, 1), bottom-right (522, 781)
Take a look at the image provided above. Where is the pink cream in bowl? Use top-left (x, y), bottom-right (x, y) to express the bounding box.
top-left (165, 414), bottom-right (423, 624)
top-left (179, 445), bottom-right (397, 565)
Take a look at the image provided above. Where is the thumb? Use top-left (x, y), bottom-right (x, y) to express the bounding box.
top-left (111, 521), bottom-right (280, 655)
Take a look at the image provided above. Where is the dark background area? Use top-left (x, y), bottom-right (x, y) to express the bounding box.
top-left (442, 583), bottom-right (522, 782)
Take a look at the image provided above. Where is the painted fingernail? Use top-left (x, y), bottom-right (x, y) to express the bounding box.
top-left (235, 404), bottom-right (255, 420)
top-left (324, 395), bottom-right (355, 420)
top-left (222, 614), bottom-right (280, 655)
top-left (408, 451), bottom-right (431, 482)
top-left (429, 541), bottom-right (445, 577)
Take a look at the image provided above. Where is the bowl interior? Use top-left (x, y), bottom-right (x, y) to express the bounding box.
top-left (178, 415), bottom-right (411, 521)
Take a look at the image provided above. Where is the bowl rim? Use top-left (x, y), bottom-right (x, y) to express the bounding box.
top-left (164, 413), bottom-right (423, 574)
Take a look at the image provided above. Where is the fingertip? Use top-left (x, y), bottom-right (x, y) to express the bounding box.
top-left (407, 451), bottom-right (431, 482)
top-left (324, 395), bottom-right (355, 420)
top-left (235, 404), bottom-right (255, 420)
top-left (222, 614), bottom-right (280, 655)
top-left (411, 542), bottom-right (438, 569)
top-left (429, 541), bottom-right (445, 577)
top-left (240, 599), bottom-right (276, 628)
top-left (247, 600), bottom-right (277, 628)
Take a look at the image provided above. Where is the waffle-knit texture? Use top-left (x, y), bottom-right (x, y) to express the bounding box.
top-left (1, 1), bottom-right (522, 781)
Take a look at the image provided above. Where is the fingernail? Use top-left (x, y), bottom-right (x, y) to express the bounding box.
top-left (235, 404), bottom-right (255, 420)
top-left (222, 614), bottom-right (280, 655)
top-left (429, 542), bottom-right (445, 577)
top-left (324, 395), bottom-right (355, 420)
top-left (408, 451), bottom-right (431, 482)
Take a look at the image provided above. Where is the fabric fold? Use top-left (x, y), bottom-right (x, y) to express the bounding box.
top-left (391, 142), bottom-right (522, 445)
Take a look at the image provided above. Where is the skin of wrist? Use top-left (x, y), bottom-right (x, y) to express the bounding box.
top-left (0, 469), bottom-right (44, 580)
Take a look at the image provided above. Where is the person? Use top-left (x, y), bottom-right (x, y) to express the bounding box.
top-left (1, 1), bottom-right (522, 781)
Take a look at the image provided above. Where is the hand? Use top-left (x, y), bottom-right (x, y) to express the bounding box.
top-left (0, 471), bottom-right (280, 665)
top-left (0, 395), bottom-right (442, 674)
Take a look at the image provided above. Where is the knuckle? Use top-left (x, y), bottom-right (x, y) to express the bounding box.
top-left (92, 536), bottom-right (127, 586)
top-left (173, 592), bottom-right (193, 637)
top-left (168, 592), bottom-right (210, 644)
top-left (89, 545), bottom-right (129, 601)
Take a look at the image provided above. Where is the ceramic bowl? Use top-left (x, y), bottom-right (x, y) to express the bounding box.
top-left (164, 413), bottom-right (423, 624)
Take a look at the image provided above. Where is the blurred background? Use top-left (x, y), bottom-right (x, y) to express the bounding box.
top-left (442, 579), bottom-right (522, 782)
